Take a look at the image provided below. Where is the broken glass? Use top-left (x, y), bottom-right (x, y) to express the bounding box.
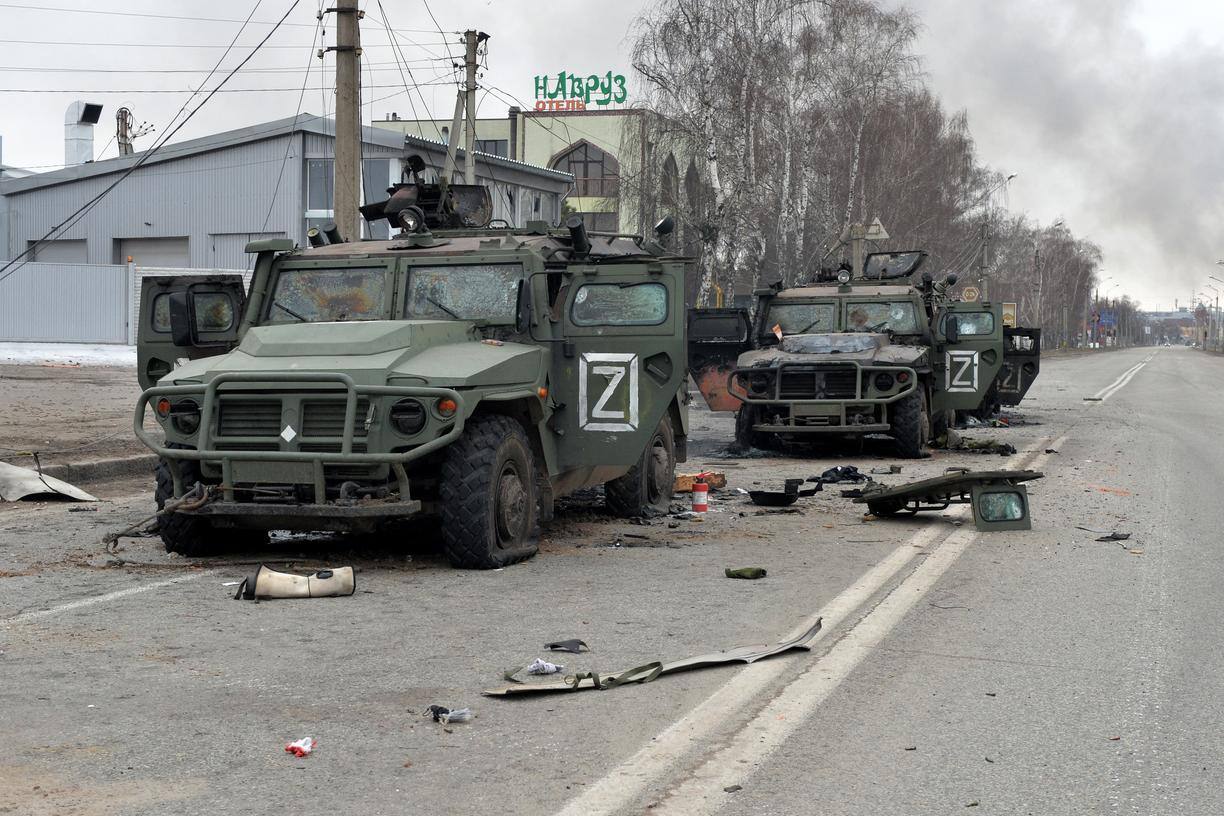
top-left (266, 267), bottom-right (388, 324)
top-left (767, 302), bottom-right (837, 334)
top-left (845, 301), bottom-right (920, 333)
top-left (407, 263), bottom-right (524, 323)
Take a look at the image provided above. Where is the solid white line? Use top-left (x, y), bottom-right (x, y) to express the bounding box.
top-left (0, 570), bottom-right (213, 627)
top-left (554, 438), bottom-right (1065, 816)
top-left (1090, 352), bottom-right (1155, 402)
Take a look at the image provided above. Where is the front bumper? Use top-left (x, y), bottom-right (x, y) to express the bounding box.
top-left (135, 371), bottom-right (466, 503)
top-left (730, 361), bottom-right (917, 434)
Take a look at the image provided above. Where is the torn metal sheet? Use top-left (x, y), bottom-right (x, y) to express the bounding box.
top-left (0, 462), bottom-right (98, 502)
top-left (852, 469), bottom-right (1043, 531)
top-left (483, 618), bottom-right (822, 697)
top-left (545, 639), bottom-right (589, 654)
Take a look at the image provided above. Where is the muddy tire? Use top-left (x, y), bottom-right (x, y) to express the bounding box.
top-left (892, 388), bottom-right (931, 459)
top-left (931, 407), bottom-right (953, 440)
top-left (154, 451), bottom-right (221, 557)
top-left (606, 416), bottom-right (676, 517)
top-left (439, 415), bottom-right (539, 569)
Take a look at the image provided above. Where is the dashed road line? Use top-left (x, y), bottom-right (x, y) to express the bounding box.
top-left (0, 571), bottom-right (213, 627)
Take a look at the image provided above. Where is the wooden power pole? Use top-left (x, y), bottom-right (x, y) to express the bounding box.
top-left (463, 30), bottom-right (485, 185)
top-left (333, 0), bottom-right (362, 241)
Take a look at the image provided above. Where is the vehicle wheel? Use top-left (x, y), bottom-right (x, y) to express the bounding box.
top-left (931, 407), bottom-right (953, 440)
top-left (733, 405), bottom-right (757, 451)
top-left (439, 414), bottom-right (539, 569)
top-left (154, 447), bottom-right (222, 557)
top-left (892, 388), bottom-right (931, 459)
top-left (606, 416), bottom-right (676, 517)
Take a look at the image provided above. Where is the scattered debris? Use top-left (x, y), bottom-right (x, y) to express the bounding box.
top-left (546, 639), bottom-right (589, 654)
top-left (966, 801), bottom-right (980, 808)
top-left (233, 565), bottom-right (355, 600)
top-left (673, 472), bottom-right (727, 492)
top-left (1044, 449), bottom-right (1060, 454)
top-left (484, 619), bottom-right (823, 696)
top-left (67, 506), bottom-right (98, 513)
top-left (285, 737), bottom-right (316, 758)
top-left (852, 469), bottom-right (1043, 532)
top-left (752, 507), bottom-right (803, 516)
top-left (811, 465), bottom-right (868, 484)
top-left (428, 705), bottom-right (474, 724)
top-left (904, 746), bottom-right (917, 751)
top-left (1095, 532), bottom-right (1131, 542)
top-left (870, 465), bottom-right (903, 475)
top-left (526, 658), bottom-right (565, 675)
top-left (748, 478), bottom-right (820, 507)
top-left (931, 430), bottom-right (1016, 456)
top-left (0, 461), bottom-right (98, 502)
top-left (725, 567), bottom-right (767, 580)
top-left (723, 785), bottom-right (743, 793)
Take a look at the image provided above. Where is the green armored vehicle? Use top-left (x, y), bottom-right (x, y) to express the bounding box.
top-left (688, 251), bottom-right (1040, 457)
top-left (134, 173), bottom-right (689, 569)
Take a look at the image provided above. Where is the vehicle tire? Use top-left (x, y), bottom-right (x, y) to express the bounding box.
top-left (439, 414), bottom-right (539, 569)
top-left (154, 448), bottom-right (221, 557)
top-left (892, 388), bottom-right (931, 459)
top-left (931, 407), bottom-right (953, 440)
top-left (606, 416), bottom-right (676, 517)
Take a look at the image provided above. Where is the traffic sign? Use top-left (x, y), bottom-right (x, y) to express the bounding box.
top-left (961, 286), bottom-right (980, 302)
top-left (1002, 302), bottom-right (1017, 327)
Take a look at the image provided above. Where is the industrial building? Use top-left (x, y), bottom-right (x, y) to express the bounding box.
top-left (0, 111), bottom-right (574, 269)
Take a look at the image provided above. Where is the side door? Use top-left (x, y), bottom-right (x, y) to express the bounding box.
top-left (551, 263), bottom-right (685, 470)
top-left (931, 302), bottom-right (1005, 411)
top-left (687, 307), bottom-right (752, 411)
top-left (137, 275), bottom-right (245, 390)
top-left (996, 327), bottom-right (1041, 406)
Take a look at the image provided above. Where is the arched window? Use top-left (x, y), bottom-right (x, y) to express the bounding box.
top-left (551, 141), bottom-right (619, 198)
top-left (661, 153), bottom-right (679, 209)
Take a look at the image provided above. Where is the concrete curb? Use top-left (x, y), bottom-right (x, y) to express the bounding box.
top-left (39, 454), bottom-right (157, 485)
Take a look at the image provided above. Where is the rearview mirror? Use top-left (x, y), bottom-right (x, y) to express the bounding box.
top-left (515, 279), bottom-right (532, 333)
top-left (943, 314), bottom-right (960, 344)
top-left (168, 291), bottom-right (197, 347)
top-left (971, 484), bottom-right (1031, 531)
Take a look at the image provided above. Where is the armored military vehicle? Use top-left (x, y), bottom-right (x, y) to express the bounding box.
top-left (688, 251), bottom-right (1040, 457)
top-left (134, 167), bottom-right (690, 569)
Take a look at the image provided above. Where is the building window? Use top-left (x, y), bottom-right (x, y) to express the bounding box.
top-left (474, 139), bottom-right (508, 157)
top-left (304, 157), bottom-right (395, 239)
top-left (551, 141), bottom-right (619, 198)
top-left (571, 211), bottom-right (619, 232)
top-left (306, 158), bottom-right (334, 212)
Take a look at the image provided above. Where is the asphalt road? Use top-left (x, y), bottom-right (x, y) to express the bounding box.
top-left (0, 346), bottom-right (1212, 815)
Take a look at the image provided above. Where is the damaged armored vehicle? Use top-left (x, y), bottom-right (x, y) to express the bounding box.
top-left (134, 162), bottom-right (690, 568)
top-left (689, 251), bottom-right (1040, 457)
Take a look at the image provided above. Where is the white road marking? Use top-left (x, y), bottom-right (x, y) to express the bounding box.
top-left (1089, 352), bottom-right (1156, 402)
top-left (0, 571), bottom-right (213, 627)
top-left (554, 439), bottom-right (1066, 816)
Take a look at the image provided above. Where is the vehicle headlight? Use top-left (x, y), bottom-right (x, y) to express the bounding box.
top-left (747, 371), bottom-right (773, 395)
top-left (170, 399), bottom-right (201, 435)
top-left (874, 372), bottom-right (895, 391)
top-left (389, 399), bottom-right (427, 435)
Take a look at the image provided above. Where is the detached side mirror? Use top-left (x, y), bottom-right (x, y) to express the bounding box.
top-left (168, 291), bottom-right (197, 347)
top-left (943, 314), bottom-right (960, 344)
top-left (515, 279), bottom-right (532, 333)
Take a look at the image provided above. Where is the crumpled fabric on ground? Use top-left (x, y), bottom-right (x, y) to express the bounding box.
top-left (931, 430), bottom-right (1016, 456)
top-left (285, 737), bottom-right (316, 757)
top-left (526, 657), bottom-right (565, 675)
top-left (810, 465), bottom-right (868, 484)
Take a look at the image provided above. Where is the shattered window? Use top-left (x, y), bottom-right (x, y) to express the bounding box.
top-left (978, 491), bottom-right (1024, 521)
top-left (151, 292), bottom-right (235, 333)
top-left (407, 263), bottom-right (523, 323)
top-left (767, 302), bottom-right (837, 335)
top-left (266, 267), bottom-right (388, 323)
top-left (845, 301), bottom-right (920, 333)
top-left (571, 282), bottom-right (667, 326)
top-left (953, 311), bottom-right (995, 336)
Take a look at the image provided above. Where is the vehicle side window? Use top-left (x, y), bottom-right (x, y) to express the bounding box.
top-left (953, 312), bottom-right (995, 336)
top-left (571, 282), bottom-right (668, 326)
top-left (151, 291), bottom-right (235, 333)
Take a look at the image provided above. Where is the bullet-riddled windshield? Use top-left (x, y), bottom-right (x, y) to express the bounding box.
top-left (266, 266), bottom-right (390, 323)
top-left (845, 301), bottom-right (920, 333)
top-left (767, 302), bottom-right (838, 335)
top-left (406, 263), bottom-right (524, 323)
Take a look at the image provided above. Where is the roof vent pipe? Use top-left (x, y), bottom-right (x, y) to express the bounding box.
top-left (65, 101), bottom-right (103, 166)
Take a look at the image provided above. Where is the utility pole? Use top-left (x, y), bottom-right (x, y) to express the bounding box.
top-left (980, 217), bottom-right (990, 300)
top-left (332, 0), bottom-right (362, 242)
top-left (463, 30), bottom-right (485, 185)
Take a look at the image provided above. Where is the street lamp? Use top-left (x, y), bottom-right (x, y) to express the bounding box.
top-left (1206, 284), bottom-right (1221, 351)
top-left (976, 172), bottom-right (1018, 301)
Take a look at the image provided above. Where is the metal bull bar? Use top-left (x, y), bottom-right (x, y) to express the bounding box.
top-left (728, 360), bottom-right (918, 405)
top-left (134, 371), bottom-right (466, 503)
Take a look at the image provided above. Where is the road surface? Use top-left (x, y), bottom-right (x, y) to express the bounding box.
top-left (0, 346), bottom-right (1213, 815)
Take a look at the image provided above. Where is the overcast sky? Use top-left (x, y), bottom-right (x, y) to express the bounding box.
top-left (1, 0), bottom-right (1220, 309)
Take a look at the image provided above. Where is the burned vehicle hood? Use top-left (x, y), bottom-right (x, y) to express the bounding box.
top-left (736, 332), bottom-right (929, 368)
top-left (161, 320), bottom-right (543, 388)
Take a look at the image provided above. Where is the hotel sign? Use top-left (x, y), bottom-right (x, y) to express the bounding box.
top-left (533, 71), bottom-right (628, 111)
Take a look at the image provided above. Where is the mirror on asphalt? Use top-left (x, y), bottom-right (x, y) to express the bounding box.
top-left (971, 484), bottom-right (1032, 531)
top-left (978, 491), bottom-right (1024, 521)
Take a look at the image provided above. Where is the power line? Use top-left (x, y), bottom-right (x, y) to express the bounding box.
top-left (0, 60), bottom-right (450, 73)
top-left (0, 80), bottom-right (455, 94)
top-left (0, 1), bottom-right (441, 32)
top-left (0, 0), bottom-right (304, 285)
top-left (375, 0), bottom-right (450, 143)
top-left (0, 37), bottom-right (456, 49)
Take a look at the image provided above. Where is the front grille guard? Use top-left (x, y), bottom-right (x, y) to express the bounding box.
top-left (135, 371), bottom-right (465, 503)
top-left (729, 361), bottom-right (918, 405)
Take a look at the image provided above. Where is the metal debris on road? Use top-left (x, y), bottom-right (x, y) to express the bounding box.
top-left (748, 478), bottom-right (820, 507)
top-left (851, 469), bottom-right (1043, 531)
top-left (483, 619), bottom-right (823, 697)
top-left (233, 565), bottom-right (356, 600)
top-left (428, 706), bottom-right (473, 724)
top-left (545, 639), bottom-right (589, 654)
top-left (0, 461), bottom-right (98, 502)
top-left (725, 567), bottom-right (767, 579)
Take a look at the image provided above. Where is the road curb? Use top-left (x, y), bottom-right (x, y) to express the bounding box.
top-left (39, 454), bottom-right (157, 485)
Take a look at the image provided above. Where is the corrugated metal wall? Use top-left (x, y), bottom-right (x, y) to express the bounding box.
top-left (0, 262), bottom-right (129, 342)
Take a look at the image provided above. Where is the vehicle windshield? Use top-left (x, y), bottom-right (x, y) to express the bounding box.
top-left (845, 301), bottom-right (920, 333)
top-left (406, 263), bottom-right (524, 323)
top-left (767, 302), bottom-right (837, 336)
top-left (265, 266), bottom-right (389, 324)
